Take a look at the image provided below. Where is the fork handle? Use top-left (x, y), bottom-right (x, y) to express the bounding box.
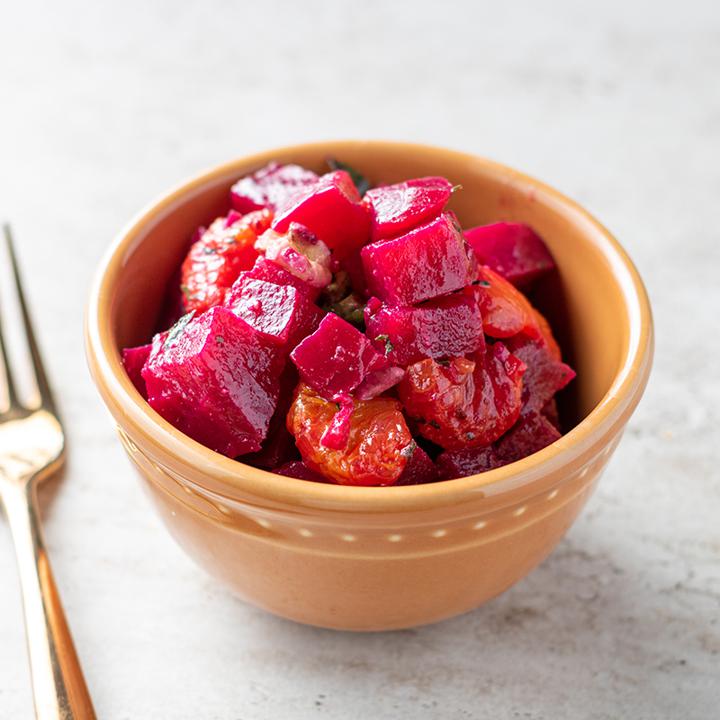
top-left (2, 482), bottom-right (96, 719)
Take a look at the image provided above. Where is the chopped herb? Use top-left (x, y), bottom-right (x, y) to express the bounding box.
top-left (429, 420), bottom-right (441, 430)
top-left (436, 358), bottom-right (450, 367)
top-left (202, 246), bottom-right (218, 255)
top-left (180, 284), bottom-right (195, 301)
top-left (374, 334), bottom-right (394, 356)
top-left (166, 311), bottom-right (195, 346)
top-left (326, 157), bottom-right (371, 197)
top-left (400, 440), bottom-right (417, 459)
top-left (451, 183), bottom-right (463, 194)
top-left (475, 280), bottom-right (491, 287)
top-left (328, 293), bottom-right (366, 329)
top-left (321, 271), bottom-right (350, 305)
top-left (466, 431), bottom-right (476, 441)
top-left (215, 335), bottom-right (225, 344)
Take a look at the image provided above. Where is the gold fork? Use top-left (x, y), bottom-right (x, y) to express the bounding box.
top-left (0, 225), bottom-right (96, 719)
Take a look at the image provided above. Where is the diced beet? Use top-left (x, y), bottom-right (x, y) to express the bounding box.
top-left (230, 162), bottom-right (319, 213)
top-left (121, 344), bottom-right (152, 397)
top-left (354, 366), bottom-right (405, 401)
top-left (242, 366), bottom-right (300, 469)
top-left (225, 274), bottom-right (324, 351)
top-left (495, 412), bottom-right (561, 464)
top-left (142, 308), bottom-right (282, 457)
top-left (365, 176), bottom-right (453, 241)
top-left (365, 292), bottom-right (484, 366)
top-left (319, 395), bottom-right (354, 450)
top-left (464, 222), bottom-right (555, 288)
top-left (272, 171), bottom-right (371, 259)
top-left (436, 445), bottom-right (501, 480)
top-left (275, 461), bottom-right (329, 483)
top-left (506, 336), bottom-right (575, 416)
top-left (255, 224), bottom-right (332, 289)
top-left (395, 445), bottom-right (439, 485)
top-left (245, 256), bottom-right (320, 302)
top-left (361, 212), bottom-right (475, 305)
top-left (290, 313), bottom-right (389, 400)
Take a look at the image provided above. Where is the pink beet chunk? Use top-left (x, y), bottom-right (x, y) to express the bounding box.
top-left (276, 461), bottom-right (329, 483)
top-left (495, 412), bottom-right (561, 464)
top-left (272, 171), bottom-right (371, 259)
top-left (242, 366), bottom-right (301, 469)
top-left (320, 395), bottom-right (354, 449)
top-left (365, 292), bottom-right (484, 366)
top-left (361, 212), bottom-right (476, 305)
top-left (395, 445), bottom-right (439, 485)
top-left (506, 335), bottom-right (575, 416)
top-left (225, 274), bottom-right (324, 351)
top-left (121, 343), bottom-right (152, 397)
top-left (290, 313), bottom-right (389, 399)
top-left (464, 222), bottom-right (555, 288)
top-left (436, 445), bottom-right (501, 480)
top-left (354, 366), bottom-right (405, 401)
top-left (142, 307), bottom-right (282, 457)
top-left (364, 176), bottom-right (453, 241)
top-left (245, 256), bottom-right (320, 302)
top-left (230, 162), bottom-right (318, 213)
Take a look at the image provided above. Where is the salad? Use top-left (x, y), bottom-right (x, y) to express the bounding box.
top-left (122, 160), bottom-right (575, 486)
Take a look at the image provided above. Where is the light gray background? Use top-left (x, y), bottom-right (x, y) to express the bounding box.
top-left (0, 1), bottom-right (718, 718)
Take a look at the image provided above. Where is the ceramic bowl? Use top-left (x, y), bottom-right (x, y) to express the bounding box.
top-left (85, 141), bottom-right (653, 631)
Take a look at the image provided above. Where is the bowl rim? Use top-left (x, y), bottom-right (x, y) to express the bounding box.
top-left (85, 139), bottom-right (653, 512)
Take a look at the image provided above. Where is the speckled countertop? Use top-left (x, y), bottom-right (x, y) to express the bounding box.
top-left (0, 1), bottom-right (718, 718)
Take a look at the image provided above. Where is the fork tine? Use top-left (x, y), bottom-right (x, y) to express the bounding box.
top-left (2, 224), bottom-right (56, 412)
top-left (0, 291), bottom-right (19, 409)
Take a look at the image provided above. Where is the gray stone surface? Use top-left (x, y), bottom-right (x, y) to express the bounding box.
top-left (0, 0), bottom-right (718, 717)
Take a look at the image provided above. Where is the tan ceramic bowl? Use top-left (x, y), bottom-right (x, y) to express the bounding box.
top-left (85, 141), bottom-right (653, 631)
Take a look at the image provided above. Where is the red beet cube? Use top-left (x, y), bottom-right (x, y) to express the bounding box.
top-left (230, 162), bottom-right (318, 213)
top-left (142, 308), bottom-right (282, 457)
top-left (242, 366), bottom-right (300, 469)
top-left (506, 336), bottom-right (575, 416)
top-left (464, 222), bottom-right (555, 288)
top-left (354, 366), bottom-right (405, 401)
top-left (121, 343), bottom-right (152, 397)
top-left (436, 445), bottom-right (501, 480)
top-left (364, 292), bottom-right (484, 366)
top-left (364, 176), bottom-right (453, 241)
top-left (276, 461), bottom-right (329, 483)
top-left (495, 412), bottom-right (561, 464)
top-left (395, 445), bottom-right (439, 485)
top-left (225, 274), bottom-right (323, 351)
top-left (245, 256), bottom-right (320, 302)
top-left (272, 171), bottom-right (371, 259)
top-left (290, 313), bottom-right (389, 399)
top-left (361, 212), bottom-right (475, 305)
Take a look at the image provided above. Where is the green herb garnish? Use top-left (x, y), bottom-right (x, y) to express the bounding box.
top-left (326, 157), bottom-right (371, 197)
top-left (166, 311), bottom-right (195, 346)
top-left (328, 293), bottom-right (366, 329)
top-left (400, 440), bottom-right (417, 460)
top-left (374, 334), bottom-right (394, 356)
